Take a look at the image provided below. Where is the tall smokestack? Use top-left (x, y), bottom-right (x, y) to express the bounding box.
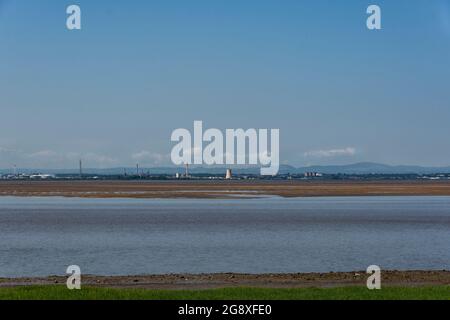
top-left (79, 159), bottom-right (83, 178)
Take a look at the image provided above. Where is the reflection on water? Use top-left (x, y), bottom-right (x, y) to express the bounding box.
top-left (0, 196), bottom-right (449, 277)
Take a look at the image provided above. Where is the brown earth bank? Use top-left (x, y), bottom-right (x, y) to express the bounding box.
top-left (1, 180), bottom-right (450, 198)
top-left (0, 271), bottom-right (449, 289)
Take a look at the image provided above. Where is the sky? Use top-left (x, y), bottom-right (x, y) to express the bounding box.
top-left (1, 0), bottom-right (450, 169)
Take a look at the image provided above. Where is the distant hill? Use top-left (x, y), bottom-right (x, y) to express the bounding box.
top-left (2, 162), bottom-right (450, 175)
top-left (292, 162), bottom-right (450, 174)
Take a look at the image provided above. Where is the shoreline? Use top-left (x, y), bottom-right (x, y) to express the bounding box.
top-left (2, 180), bottom-right (450, 199)
top-left (1, 271), bottom-right (449, 289)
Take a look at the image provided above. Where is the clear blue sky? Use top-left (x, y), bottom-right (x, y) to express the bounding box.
top-left (1, 0), bottom-right (450, 169)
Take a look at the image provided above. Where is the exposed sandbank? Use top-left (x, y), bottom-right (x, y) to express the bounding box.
top-left (1, 180), bottom-right (450, 199)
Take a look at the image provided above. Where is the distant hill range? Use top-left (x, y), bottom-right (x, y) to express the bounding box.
top-left (283, 162), bottom-right (450, 175)
top-left (2, 162), bottom-right (450, 175)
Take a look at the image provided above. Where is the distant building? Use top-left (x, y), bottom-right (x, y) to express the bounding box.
top-left (184, 164), bottom-right (190, 178)
top-left (30, 174), bottom-right (56, 179)
top-left (225, 169), bottom-right (232, 180)
top-left (304, 172), bottom-right (322, 178)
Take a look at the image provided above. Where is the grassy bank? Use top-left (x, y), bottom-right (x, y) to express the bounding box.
top-left (0, 286), bottom-right (449, 300)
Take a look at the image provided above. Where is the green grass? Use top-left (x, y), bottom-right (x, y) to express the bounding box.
top-left (0, 286), bottom-right (449, 300)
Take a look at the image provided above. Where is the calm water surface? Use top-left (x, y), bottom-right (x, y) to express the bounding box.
top-left (0, 196), bottom-right (449, 277)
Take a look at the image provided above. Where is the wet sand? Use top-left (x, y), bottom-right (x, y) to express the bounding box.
top-left (1, 180), bottom-right (450, 198)
top-left (1, 271), bottom-right (449, 289)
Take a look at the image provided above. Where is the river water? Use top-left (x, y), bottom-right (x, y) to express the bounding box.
top-left (0, 196), bottom-right (449, 277)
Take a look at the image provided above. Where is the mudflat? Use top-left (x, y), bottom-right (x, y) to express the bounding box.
top-left (1, 271), bottom-right (449, 289)
top-left (1, 180), bottom-right (450, 198)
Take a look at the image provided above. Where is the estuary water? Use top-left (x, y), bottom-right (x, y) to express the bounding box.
top-left (0, 196), bottom-right (449, 277)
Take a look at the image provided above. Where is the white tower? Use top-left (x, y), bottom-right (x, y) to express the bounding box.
top-left (185, 163), bottom-right (189, 178)
top-left (225, 169), bottom-right (232, 180)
